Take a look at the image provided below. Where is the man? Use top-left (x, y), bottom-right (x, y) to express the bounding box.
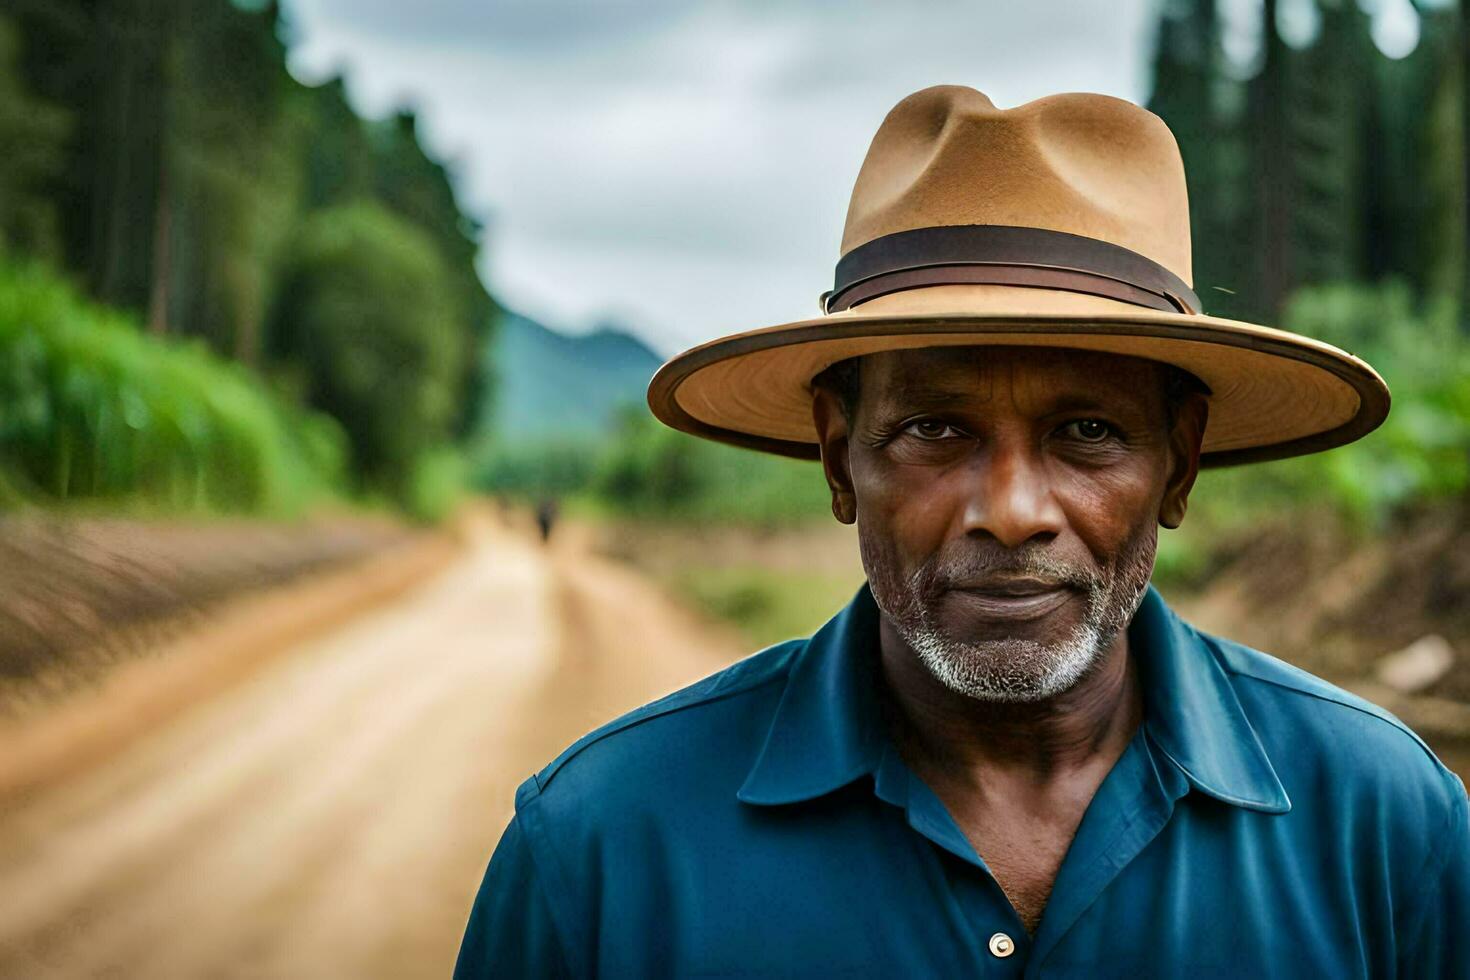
top-left (455, 86), bottom-right (1467, 977)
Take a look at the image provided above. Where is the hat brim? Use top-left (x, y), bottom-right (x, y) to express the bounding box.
top-left (647, 289), bottom-right (1390, 467)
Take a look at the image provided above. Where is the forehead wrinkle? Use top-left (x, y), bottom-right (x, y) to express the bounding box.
top-left (872, 355), bottom-right (998, 409)
top-left (1008, 363), bottom-right (1159, 419)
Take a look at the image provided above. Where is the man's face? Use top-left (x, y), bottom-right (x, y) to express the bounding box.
top-left (812, 346), bottom-right (1205, 703)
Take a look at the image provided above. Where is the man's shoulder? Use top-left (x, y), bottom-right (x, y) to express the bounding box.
top-left (513, 638), bottom-right (803, 814)
top-left (1194, 623), bottom-right (1464, 806)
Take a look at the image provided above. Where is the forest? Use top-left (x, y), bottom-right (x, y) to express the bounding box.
top-left (0, 0), bottom-right (494, 518)
top-left (0, 0), bottom-right (1466, 535)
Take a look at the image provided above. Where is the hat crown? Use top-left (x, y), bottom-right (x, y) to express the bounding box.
top-left (841, 86), bottom-right (1193, 288)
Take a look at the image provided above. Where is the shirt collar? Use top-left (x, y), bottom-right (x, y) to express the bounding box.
top-left (737, 581), bottom-right (1291, 814)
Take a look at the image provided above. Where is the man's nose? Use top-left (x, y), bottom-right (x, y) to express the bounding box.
top-left (959, 442), bottom-right (1065, 548)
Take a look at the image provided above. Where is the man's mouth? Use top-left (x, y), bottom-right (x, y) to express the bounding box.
top-left (942, 578), bottom-right (1077, 620)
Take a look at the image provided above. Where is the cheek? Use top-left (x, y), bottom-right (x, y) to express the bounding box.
top-left (852, 457), bottom-right (959, 571)
top-left (1054, 462), bottom-right (1163, 559)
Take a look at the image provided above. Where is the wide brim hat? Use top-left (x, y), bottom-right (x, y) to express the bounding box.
top-left (648, 86), bottom-right (1390, 467)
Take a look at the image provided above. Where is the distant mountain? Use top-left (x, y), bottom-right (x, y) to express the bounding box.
top-left (480, 311), bottom-right (665, 443)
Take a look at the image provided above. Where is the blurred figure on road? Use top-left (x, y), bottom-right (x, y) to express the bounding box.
top-left (535, 497), bottom-right (558, 544)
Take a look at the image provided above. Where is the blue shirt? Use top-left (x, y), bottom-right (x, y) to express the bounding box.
top-left (455, 583), bottom-right (1468, 978)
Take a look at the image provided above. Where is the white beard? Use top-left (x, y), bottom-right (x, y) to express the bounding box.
top-left (900, 616), bottom-right (1109, 703)
top-left (865, 529), bottom-right (1157, 703)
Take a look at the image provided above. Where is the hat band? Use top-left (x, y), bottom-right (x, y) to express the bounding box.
top-left (822, 224), bottom-right (1200, 316)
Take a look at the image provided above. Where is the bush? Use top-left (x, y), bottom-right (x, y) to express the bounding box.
top-left (403, 444), bottom-right (468, 524)
top-left (0, 260), bottom-right (345, 512)
top-left (1190, 282), bottom-right (1470, 530)
top-left (270, 203), bottom-right (467, 500)
top-left (473, 406), bottom-right (830, 527)
top-left (588, 408), bottom-right (830, 525)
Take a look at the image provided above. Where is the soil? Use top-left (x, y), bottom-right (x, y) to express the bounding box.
top-left (0, 511), bottom-right (415, 720)
top-left (0, 511), bottom-right (742, 979)
top-left (1168, 500), bottom-right (1470, 703)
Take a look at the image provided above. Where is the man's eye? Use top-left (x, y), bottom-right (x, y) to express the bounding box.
top-left (1065, 419), bottom-right (1114, 442)
top-left (904, 418), bottom-right (960, 440)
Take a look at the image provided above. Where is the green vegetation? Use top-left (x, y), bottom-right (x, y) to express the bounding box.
top-left (0, 18), bottom-right (70, 262)
top-left (664, 564), bottom-right (862, 649)
top-left (269, 203), bottom-right (466, 498)
top-left (1149, 0), bottom-right (1468, 327)
top-left (1192, 283), bottom-right (1470, 526)
top-left (0, 0), bottom-right (1463, 572)
top-left (1153, 281), bottom-right (1470, 586)
top-left (478, 405), bottom-right (831, 527)
top-left (0, 2), bottom-right (496, 517)
top-left (588, 409), bottom-right (831, 525)
top-left (0, 260), bottom-right (344, 513)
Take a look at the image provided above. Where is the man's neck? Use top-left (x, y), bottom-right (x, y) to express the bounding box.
top-left (876, 616), bottom-right (1143, 783)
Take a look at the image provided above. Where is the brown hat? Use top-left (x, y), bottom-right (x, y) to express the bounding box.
top-left (647, 85), bottom-right (1389, 466)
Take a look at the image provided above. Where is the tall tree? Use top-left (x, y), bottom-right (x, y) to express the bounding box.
top-left (4, 0), bottom-right (502, 454)
top-left (1249, 0), bottom-right (1295, 316)
top-left (163, 0), bottom-right (300, 361)
top-left (1287, 0), bottom-right (1371, 288)
top-left (1396, 6), bottom-right (1465, 308)
top-left (1148, 0), bottom-right (1258, 320)
top-left (0, 15), bottom-right (72, 262)
top-left (367, 110), bottom-right (499, 435)
top-left (1461, 0), bottom-right (1470, 328)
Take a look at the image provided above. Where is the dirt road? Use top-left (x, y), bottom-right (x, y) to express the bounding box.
top-left (0, 515), bottom-right (744, 979)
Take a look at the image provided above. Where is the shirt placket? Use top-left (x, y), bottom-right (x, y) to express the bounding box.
top-left (1022, 728), bottom-right (1186, 977)
top-left (873, 740), bottom-right (1031, 976)
top-left (872, 725), bottom-right (1188, 978)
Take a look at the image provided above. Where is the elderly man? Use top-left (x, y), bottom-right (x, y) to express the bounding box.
top-left (455, 86), bottom-right (1467, 977)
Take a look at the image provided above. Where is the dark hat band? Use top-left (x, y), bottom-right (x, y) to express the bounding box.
top-left (821, 224), bottom-right (1200, 316)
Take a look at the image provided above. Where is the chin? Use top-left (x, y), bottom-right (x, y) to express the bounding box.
top-left (907, 625), bottom-right (1106, 704)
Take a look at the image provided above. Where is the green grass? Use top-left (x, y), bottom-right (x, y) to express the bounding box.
top-left (663, 564), bottom-right (864, 648)
top-left (0, 259), bottom-right (346, 514)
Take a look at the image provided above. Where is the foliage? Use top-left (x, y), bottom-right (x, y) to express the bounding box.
top-left (590, 407), bottom-right (831, 525)
top-left (1146, 0), bottom-right (1468, 326)
top-left (0, 16), bottom-right (72, 263)
top-left (476, 405), bottom-right (831, 526)
top-left (664, 564), bottom-right (863, 648)
top-left (269, 203), bottom-right (465, 500)
top-left (403, 445), bottom-right (470, 524)
top-left (0, 0), bottom-right (498, 514)
top-left (299, 95), bottom-right (499, 437)
top-left (1189, 281), bottom-right (1470, 529)
top-left (476, 438), bottom-right (603, 502)
top-left (0, 260), bottom-right (344, 512)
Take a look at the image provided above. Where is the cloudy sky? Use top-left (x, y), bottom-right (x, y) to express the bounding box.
top-left (279, 0), bottom-right (1418, 357)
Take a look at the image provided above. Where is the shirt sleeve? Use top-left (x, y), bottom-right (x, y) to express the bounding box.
top-left (1396, 773), bottom-right (1469, 980)
top-left (453, 812), bottom-right (572, 980)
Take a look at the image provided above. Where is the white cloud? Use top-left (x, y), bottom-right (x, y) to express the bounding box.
top-left (284, 0), bottom-right (1154, 354)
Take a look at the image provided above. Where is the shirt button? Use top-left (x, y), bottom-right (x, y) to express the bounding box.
top-left (988, 932), bottom-right (1015, 958)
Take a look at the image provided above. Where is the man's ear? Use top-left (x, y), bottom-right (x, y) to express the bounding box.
top-left (812, 388), bottom-right (857, 525)
top-left (1160, 392), bottom-right (1208, 529)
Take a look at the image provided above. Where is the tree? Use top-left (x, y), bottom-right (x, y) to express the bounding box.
top-left (1147, 0), bottom-right (1259, 320)
top-left (0, 15), bottom-right (71, 262)
top-left (268, 203), bottom-right (466, 494)
top-left (367, 109), bottom-right (499, 437)
top-left (1287, 0), bottom-right (1371, 288)
top-left (1461, 0), bottom-right (1470, 328)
